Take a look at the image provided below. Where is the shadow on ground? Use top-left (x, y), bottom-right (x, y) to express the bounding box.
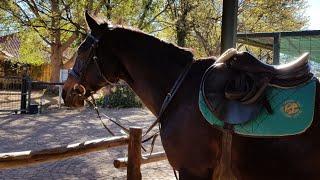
top-left (0, 107), bottom-right (174, 180)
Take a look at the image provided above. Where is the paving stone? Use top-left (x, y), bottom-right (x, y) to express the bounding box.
top-left (0, 108), bottom-right (174, 179)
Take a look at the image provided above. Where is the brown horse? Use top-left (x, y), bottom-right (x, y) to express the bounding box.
top-left (62, 12), bottom-right (320, 179)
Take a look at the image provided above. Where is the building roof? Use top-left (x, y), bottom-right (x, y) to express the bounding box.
top-left (0, 50), bottom-right (14, 61)
top-left (0, 33), bottom-right (20, 60)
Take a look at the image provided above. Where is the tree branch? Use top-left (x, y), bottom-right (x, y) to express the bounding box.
top-left (138, 0), bottom-right (153, 29)
top-left (21, 0), bottom-right (48, 28)
top-left (61, 32), bottom-right (79, 51)
top-left (63, 51), bottom-right (77, 69)
top-left (0, 3), bottom-right (52, 45)
top-left (141, 0), bottom-right (173, 30)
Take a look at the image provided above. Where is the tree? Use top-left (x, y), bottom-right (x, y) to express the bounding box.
top-left (0, 0), bottom-right (169, 82)
top-left (0, 0), bottom-right (84, 82)
top-left (238, 0), bottom-right (308, 33)
top-left (18, 30), bottom-right (48, 66)
top-left (157, 0), bottom-right (308, 57)
top-left (0, 0), bottom-right (309, 83)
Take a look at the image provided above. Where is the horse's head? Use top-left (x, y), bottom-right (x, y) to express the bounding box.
top-left (62, 12), bottom-right (122, 107)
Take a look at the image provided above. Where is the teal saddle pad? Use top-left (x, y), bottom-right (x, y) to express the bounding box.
top-left (199, 78), bottom-right (317, 137)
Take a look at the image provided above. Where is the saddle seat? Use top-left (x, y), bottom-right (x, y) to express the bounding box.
top-left (201, 49), bottom-right (313, 125)
top-left (219, 50), bottom-right (311, 88)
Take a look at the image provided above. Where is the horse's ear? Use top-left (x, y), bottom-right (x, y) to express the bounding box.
top-left (85, 11), bottom-right (99, 31)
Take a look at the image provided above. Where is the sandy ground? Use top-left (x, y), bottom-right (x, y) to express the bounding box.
top-left (0, 107), bottom-right (175, 180)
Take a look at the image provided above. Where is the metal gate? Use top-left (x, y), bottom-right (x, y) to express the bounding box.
top-left (0, 76), bottom-right (28, 114)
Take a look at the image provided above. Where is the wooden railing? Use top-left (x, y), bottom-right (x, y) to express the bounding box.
top-left (0, 127), bottom-right (167, 180)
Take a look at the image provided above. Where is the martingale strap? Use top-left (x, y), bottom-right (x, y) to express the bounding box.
top-left (144, 62), bottom-right (193, 136)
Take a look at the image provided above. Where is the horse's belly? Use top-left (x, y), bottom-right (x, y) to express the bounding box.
top-left (232, 134), bottom-right (320, 179)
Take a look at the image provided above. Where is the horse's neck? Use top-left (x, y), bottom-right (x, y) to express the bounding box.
top-left (119, 54), bottom-right (184, 115)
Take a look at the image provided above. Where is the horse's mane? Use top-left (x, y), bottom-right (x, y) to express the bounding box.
top-left (100, 22), bottom-right (194, 67)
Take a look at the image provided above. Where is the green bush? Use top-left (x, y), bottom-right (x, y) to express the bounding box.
top-left (97, 85), bottom-right (142, 108)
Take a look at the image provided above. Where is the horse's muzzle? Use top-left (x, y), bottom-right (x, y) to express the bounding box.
top-left (62, 87), bottom-right (85, 108)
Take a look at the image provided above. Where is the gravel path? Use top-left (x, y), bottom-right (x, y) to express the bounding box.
top-left (0, 107), bottom-right (175, 180)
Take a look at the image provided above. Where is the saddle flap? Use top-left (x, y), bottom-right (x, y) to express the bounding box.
top-left (199, 78), bottom-right (317, 137)
top-left (201, 61), bottom-right (263, 124)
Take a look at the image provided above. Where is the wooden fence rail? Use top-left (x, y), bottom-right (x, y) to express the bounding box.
top-left (0, 136), bottom-right (128, 169)
top-left (114, 151), bottom-right (167, 169)
top-left (0, 127), bottom-right (168, 180)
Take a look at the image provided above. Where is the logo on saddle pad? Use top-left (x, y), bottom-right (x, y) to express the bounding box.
top-left (282, 101), bottom-right (301, 117)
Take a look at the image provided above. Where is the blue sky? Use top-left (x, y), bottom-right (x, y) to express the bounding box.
top-left (307, 0), bottom-right (320, 30)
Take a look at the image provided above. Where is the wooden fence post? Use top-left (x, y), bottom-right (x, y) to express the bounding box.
top-left (127, 127), bottom-right (142, 180)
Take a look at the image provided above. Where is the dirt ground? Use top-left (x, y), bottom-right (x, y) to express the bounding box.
top-left (0, 107), bottom-right (175, 180)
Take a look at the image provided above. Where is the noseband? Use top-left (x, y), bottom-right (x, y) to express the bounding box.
top-left (69, 33), bottom-right (115, 97)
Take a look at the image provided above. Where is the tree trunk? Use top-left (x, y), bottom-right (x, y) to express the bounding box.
top-left (138, 0), bottom-right (153, 29)
top-left (176, 18), bottom-right (187, 47)
top-left (106, 0), bottom-right (112, 20)
top-left (50, 44), bottom-right (63, 83)
top-left (176, 0), bottom-right (191, 47)
top-left (50, 0), bottom-right (62, 83)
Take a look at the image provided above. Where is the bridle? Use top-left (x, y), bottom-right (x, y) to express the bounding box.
top-left (69, 33), bottom-right (115, 98)
top-left (68, 33), bottom-right (121, 136)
